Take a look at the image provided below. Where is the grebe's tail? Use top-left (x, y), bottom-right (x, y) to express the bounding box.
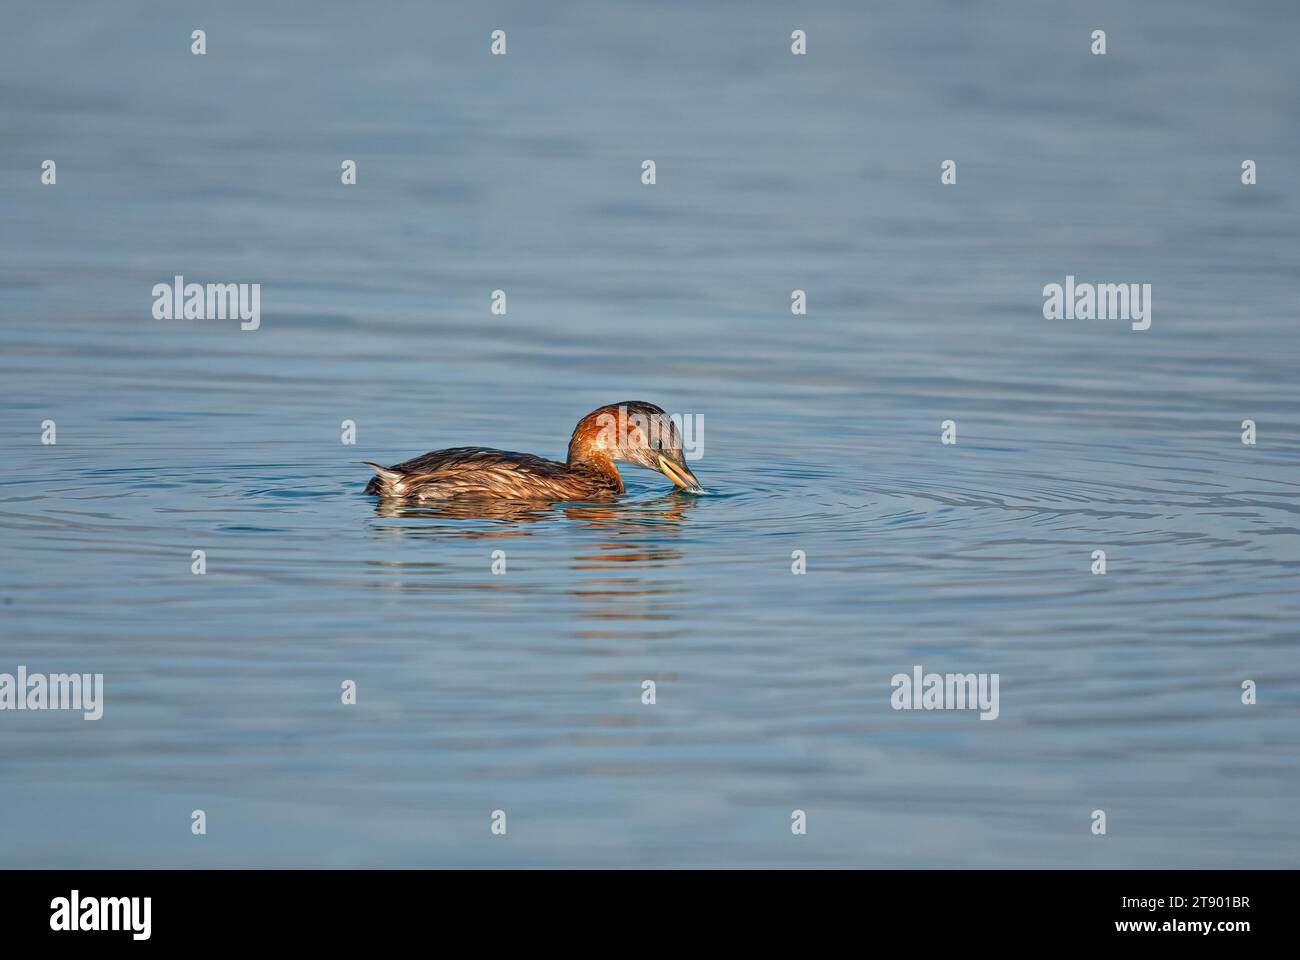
top-left (360, 460), bottom-right (406, 495)
top-left (360, 460), bottom-right (401, 482)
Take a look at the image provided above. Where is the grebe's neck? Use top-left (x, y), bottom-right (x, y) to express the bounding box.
top-left (567, 413), bottom-right (624, 492)
top-left (566, 449), bottom-right (623, 492)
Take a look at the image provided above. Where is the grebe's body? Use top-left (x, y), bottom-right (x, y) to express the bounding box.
top-left (364, 446), bottom-right (623, 500)
top-left (364, 401), bottom-right (701, 501)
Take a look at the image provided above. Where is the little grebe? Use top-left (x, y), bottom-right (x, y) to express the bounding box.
top-left (363, 401), bottom-right (702, 500)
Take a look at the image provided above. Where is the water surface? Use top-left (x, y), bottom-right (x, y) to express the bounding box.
top-left (1, 0), bottom-right (1298, 867)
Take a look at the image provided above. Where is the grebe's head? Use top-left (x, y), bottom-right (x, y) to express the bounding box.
top-left (568, 401), bottom-right (703, 493)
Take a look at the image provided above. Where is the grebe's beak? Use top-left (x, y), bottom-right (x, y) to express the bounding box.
top-left (657, 454), bottom-right (704, 493)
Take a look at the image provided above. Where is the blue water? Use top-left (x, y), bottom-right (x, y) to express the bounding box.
top-left (1, 0), bottom-right (1298, 867)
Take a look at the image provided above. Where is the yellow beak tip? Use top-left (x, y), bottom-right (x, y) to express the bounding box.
top-left (658, 455), bottom-right (703, 493)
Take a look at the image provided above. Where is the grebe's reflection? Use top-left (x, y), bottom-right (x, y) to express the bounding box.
top-left (369, 492), bottom-right (693, 536)
top-left (366, 493), bottom-right (696, 652)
